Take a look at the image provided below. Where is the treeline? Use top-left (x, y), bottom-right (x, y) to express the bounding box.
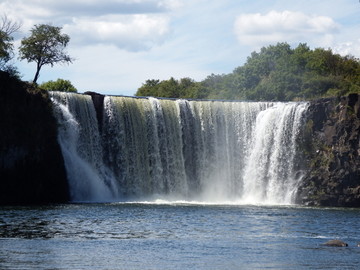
top-left (136, 78), bottom-right (208, 99)
top-left (136, 43), bottom-right (360, 101)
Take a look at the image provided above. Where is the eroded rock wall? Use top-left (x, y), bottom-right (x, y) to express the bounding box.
top-left (297, 94), bottom-right (360, 207)
top-left (0, 71), bottom-right (69, 204)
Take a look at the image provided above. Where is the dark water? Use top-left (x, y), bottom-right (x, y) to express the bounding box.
top-left (1, 203), bottom-right (360, 269)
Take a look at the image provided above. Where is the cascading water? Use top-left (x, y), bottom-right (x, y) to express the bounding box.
top-left (50, 93), bottom-right (119, 202)
top-left (51, 92), bottom-right (308, 204)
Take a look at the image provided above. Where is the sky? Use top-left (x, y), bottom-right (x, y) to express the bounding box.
top-left (1, 0), bottom-right (360, 96)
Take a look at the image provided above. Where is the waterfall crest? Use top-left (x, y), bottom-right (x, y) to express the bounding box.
top-left (51, 92), bottom-right (308, 204)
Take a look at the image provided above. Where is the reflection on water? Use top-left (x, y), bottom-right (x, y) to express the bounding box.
top-left (0, 204), bottom-right (360, 270)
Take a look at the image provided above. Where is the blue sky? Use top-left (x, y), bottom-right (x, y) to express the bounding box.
top-left (1, 0), bottom-right (360, 95)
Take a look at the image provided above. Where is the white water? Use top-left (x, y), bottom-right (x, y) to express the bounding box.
top-left (51, 92), bottom-right (308, 205)
top-left (51, 93), bottom-right (119, 201)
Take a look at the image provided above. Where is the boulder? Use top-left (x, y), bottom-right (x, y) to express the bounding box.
top-left (323, 239), bottom-right (348, 247)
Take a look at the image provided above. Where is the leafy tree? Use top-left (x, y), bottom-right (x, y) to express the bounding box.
top-left (178, 78), bottom-right (207, 99)
top-left (136, 42), bottom-right (360, 101)
top-left (136, 79), bottom-right (161, 97)
top-left (136, 77), bottom-right (204, 99)
top-left (39, 78), bottom-right (77, 92)
top-left (157, 77), bottom-right (179, 98)
top-left (291, 43), bottom-right (310, 75)
top-left (19, 24), bottom-right (73, 84)
top-left (0, 15), bottom-right (21, 75)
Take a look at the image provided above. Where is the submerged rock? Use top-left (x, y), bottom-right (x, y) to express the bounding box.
top-left (323, 239), bottom-right (348, 247)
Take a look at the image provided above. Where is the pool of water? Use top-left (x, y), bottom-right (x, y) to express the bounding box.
top-left (1, 203), bottom-right (360, 269)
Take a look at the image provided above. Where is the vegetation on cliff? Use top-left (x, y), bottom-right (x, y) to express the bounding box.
top-left (1, 17), bottom-right (74, 87)
top-left (136, 43), bottom-right (360, 101)
top-left (40, 78), bottom-right (78, 92)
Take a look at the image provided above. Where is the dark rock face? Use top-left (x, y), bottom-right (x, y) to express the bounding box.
top-left (297, 94), bottom-right (360, 207)
top-left (0, 71), bottom-right (69, 204)
top-left (84, 91), bottom-right (104, 131)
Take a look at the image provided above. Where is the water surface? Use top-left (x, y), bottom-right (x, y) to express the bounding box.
top-left (1, 203), bottom-right (359, 269)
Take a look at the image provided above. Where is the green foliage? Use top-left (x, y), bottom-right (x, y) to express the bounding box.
top-left (136, 77), bottom-right (205, 99)
top-left (19, 24), bottom-right (73, 84)
top-left (136, 42), bottom-right (360, 101)
top-left (39, 78), bottom-right (77, 92)
top-left (0, 29), bottom-right (13, 68)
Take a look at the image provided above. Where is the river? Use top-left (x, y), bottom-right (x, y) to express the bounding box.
top-left (1, 202), bottom-right (359, 269)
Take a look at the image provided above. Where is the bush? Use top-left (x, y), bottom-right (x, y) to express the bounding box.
top-left (40, 78), bottom-right (77, 92)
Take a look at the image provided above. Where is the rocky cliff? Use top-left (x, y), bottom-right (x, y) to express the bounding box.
top-left (297, 94), bottom-right (360, 207)
top-left (0, 71), bottom-right (69, 204)
top-left (1, 70), bottom-right (359, 206)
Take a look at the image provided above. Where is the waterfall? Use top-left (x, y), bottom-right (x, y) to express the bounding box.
top-left (50, 93), bottom-right (119, 202)
top-left (51, 92), bottom-right (308, 204)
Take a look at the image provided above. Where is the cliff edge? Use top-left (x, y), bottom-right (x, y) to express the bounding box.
top-left (0, 71), bottom-right (69, 204)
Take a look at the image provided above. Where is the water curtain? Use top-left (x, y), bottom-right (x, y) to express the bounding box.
top-left (51, 92), bottom-right (308, 204)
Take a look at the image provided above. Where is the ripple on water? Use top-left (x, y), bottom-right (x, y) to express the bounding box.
top-left (1, 204), bottom-right (360, 270)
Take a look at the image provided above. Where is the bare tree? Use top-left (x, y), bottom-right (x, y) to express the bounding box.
top-left (0, 14), bottom-right (21, 72)
top-left (0, 14), bottom-right (21, 36)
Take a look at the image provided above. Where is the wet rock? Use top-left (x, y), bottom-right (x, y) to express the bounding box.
top-left (297, 94), bottom-right (360, 207)
top-left (84, 91), bottom-right (105, 132)
top-left (323, 240), bottom-right (348, 247)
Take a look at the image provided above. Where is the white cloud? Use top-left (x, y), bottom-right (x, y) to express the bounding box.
top-left (64, 14), bottom-right (170, 51)
top-left (1, 0), bottom-right (174, 51)
top-left (158, 0), bottom-right (183, 10)
top-left (234, 10), bottom-right (340, 47)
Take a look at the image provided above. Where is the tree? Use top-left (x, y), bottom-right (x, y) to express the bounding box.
top-left (136, 79), bottom-right (161, 96)
top-left (135, 42), bottom-right (360, 101)
top-left (19, 24), bottom-right (73, 84)
top-left (0, 15), bottom-right (21, 74)
top-left (39, 78), bottom-right (77, 92)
